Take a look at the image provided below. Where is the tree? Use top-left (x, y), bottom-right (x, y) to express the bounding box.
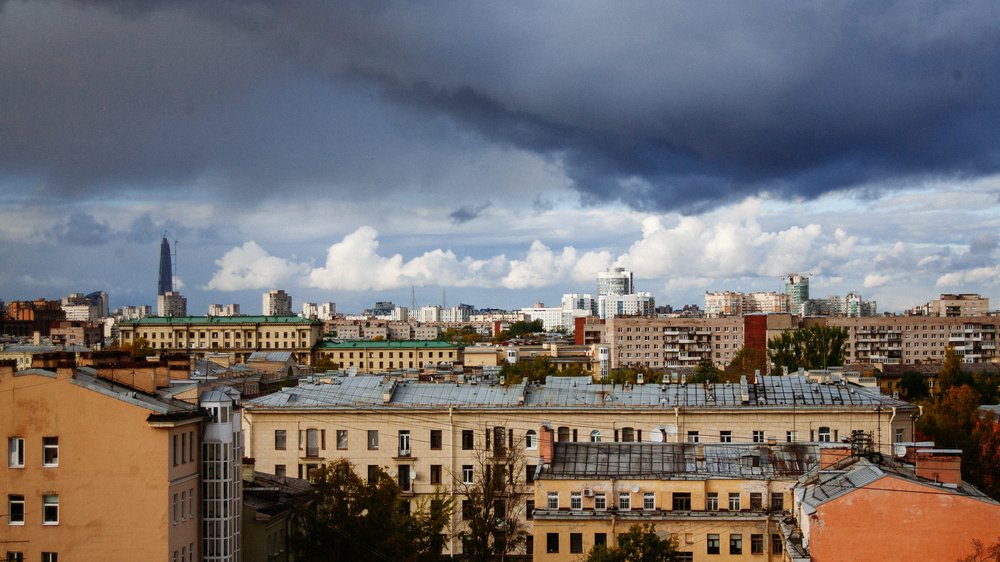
top-left (939, 346), bottom-right (973, 394)
top-left (723, 346), bottom-right (767, 381)
top-left (585, 524), bottom-right (680, 562)
top-left (955, 537), bottom-right (1000, 562)
top-left (767, 325), bottom-right (848, 373)
top-left (688, 359), bottom-right (721, 384)
top-left (114, 337), bottom-right (153, 359)
top-left (290, 459), bottom-right (452, 561)
top-left (442, 325), bottom-right (482, 346)
top-left (501, 356), bottom-right (558, 385)
top-left (505, 320), bottom-right (544, 338)
top-left (312, 356), bottom-right (338, 372)
top-left (458, 426), bottom-right (529, 561)
top-left (897, 371), bottom-right (930, 401)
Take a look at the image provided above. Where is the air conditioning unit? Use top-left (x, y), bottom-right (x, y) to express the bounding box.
top-left (583, 488), bottom-right (594, 497)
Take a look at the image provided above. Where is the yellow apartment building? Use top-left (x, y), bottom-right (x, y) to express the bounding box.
top-left (242, 374), bottom-right (915, 557)
top-left (1, 361), bottom-right (205, 561)
top-left (530, 439), bottom-right (815, 561)
top-left (314, 340), bottom-right (460, 372)
top-left (117, 315), bottom-right (322, 366)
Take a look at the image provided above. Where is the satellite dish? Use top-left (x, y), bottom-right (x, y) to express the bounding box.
top-left (894, 445), bottom-right (907, 458)
top-left (631, 484), bottom-right (639, 493)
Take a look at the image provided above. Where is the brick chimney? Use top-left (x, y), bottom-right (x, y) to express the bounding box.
top-left (539, 425), bottom-right (555, 465)
top-left (915, 449), bottom-right (962, 485)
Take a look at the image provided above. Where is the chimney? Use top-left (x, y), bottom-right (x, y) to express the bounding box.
top-left (539, 425), bottom-right (555, 465)
top-left (915, 449), bottom-right (962, 485)
top-left (242, 457), bottom-right (256, 483)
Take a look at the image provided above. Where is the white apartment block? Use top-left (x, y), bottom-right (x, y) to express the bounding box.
top-left (301, 301), bottom-right (336, 321)
top-left (208, 303), bottom-right (242, 317)
top-left (262, 289), bottom-right (293, 316)
top-left (598, 292), bottom-right (655, 320)
top-left (597, 267), bottom-right (634, 297)
top-left (157, 291), bottom-right (188, 317)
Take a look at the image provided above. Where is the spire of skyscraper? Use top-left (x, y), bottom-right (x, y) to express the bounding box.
top-left (158, 236), bottom-right (173, 296)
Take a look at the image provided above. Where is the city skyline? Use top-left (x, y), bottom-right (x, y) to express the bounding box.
top-left (1, 2), bottom-right (999, 314)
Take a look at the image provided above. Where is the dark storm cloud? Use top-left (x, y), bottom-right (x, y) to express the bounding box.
top-left (4, 1), bottom-right (1000, 211)
top-left (449, 202), bottom-right (492, 224)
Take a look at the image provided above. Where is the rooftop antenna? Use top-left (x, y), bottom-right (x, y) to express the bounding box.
top-left (442, 287), bottom-right (447, 310)
top-left (410, 285), bottom-right (416, 312)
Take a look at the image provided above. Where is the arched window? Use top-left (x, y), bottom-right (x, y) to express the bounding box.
top-left (590, 430), bottom-right (601, 443)
top-left (525, 430), bottom-right (537, 450)
top-left (622, 427), bottom-right (635, 442)
top-left (557, 426), bottom-right (570, 442)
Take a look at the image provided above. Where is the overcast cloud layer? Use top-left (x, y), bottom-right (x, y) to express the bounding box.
top-left (1, 1), bottom-right (999, 314)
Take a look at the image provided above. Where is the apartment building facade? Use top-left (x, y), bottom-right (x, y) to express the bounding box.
top-left (820, 315), bottom-right (998, 366)
top-left (314, 340), bottom-right (461, 372)
top-left (117, 315), bottom-right (322, 365)
top-left (606, 315), bottom-right (748, 370)
top-left (242, 374), bottom-right (914, 557)
top-left (532, 440), bottom-right (816, 561)
top-left (1, 362), bottom-right (205, 561)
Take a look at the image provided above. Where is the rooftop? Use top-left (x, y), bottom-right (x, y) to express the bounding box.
top-left (316, 340), bottom-right (460, 349)
top-left (123, 315), bottom-right (320, 326)
top-left (543, 442), bottom-right (819, 480)
top-left (245, 374), bottom-right (912, 411)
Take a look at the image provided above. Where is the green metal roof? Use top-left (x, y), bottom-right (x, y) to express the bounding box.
top-left (123, 316), bottom-right (321, 326)
top-left (316, 340), bottom-right (459, 350)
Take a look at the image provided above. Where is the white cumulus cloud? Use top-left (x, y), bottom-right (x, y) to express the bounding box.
top-left (205, 241), bottom-right (310, 291)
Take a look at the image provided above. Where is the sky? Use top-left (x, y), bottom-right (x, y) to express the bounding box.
top-left (2, 1), bottom-right (1000, 315)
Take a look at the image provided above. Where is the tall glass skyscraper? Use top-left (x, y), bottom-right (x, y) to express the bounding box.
top-left (158, 237), bottom-right (173, 296)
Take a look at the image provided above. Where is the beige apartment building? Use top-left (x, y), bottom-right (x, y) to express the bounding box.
top-left (314, 340), bottom-right (461, 372)
top-left (118, 315), bottom-right (322, 365)
top-left (819, 315), bottom-right (998, 366)
top-left (531, 439), bottom-right (815, 561)
top-left (606, 315), bottom-right (749, 370)
top-left (1, 362), bottom-right (204, 561)
top-left (242, 374), bottom-right (914, 557)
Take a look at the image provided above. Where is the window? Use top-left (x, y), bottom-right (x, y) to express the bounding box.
top-left (398, 430), bottom-right (410, 456)
top-left (895, 428), bottom-right (904, 443)
top-left (595, 533), bottom-right (607, 547)
top-left (557, 426), bottom-right (570, 442)
top-left (719, 431), bottom-right (732, 443)
top-left (618, 492), bottom-right (630, 510)
top-left (525, 430), bottom-right (537, 450)
top-left (180, 491), bottom-right (186, 521)
top-left (621, 427), bottom-right (635, 442)
top-left (546, 533), bottom-right (559, 554)
top-left (42, 554), bottom-right (58, 562)
top-left (752, 430), bottom-right (765, 443)
top-left (786, 430), bottom-right (795, 443)
top-left (571, 492), bottom-right (582, 510)
top-left (367, 430), bottom-right (379, 450)
top-left (526, 500), bottom-right (535, 520)
top-left (706, 492), bottom-right (718, 511)
top-left (43, 495), bottom-right (59, 525)
top-left (462, 500), bottom-right (472, 520)
top-left (750, 492), bottom-right (763, 510)
top-left (181, 432), bottom-right (187, 463)
top-left (771, 534), bottom-right (784, 554)
top-left (397, 465), bottom-right (411, 492)
top-left (463, 465), bottom-right (474, 485)
top-left (751, 533), bottom-right (764, 554)
top-left (275, 464), bottom-right (286, 478)
top-left (672, 492), bottom-right (691, 511)
top-left (687, 431), bottom-right (699, 443)
top-left (8, 495), bottom-right (24, 525)
top-left (818, 426), bottom-right (831, 442)
top-left (771, 492), bottom-right (784, 511)
top-left (643, 492), bottom-right (656, 510)
top-left (335, 430), bottom-right (347, 450)
top-left (570, 533), bottom-right (583, 554)
top-left (42, 437), bottom-right (58, 467)
top-left (730, 534), bottom-right (743, 555)
top-left (173, 493), bottom-right (178, 523)
top-left (430, 429), bottom-right (442, 450)
top-left (707, 534), bottom-right (720, 555)
top-left (462, 430), bottom-right (474, 450)
top-left (594, 493), bottom-right (606, 510)
top-left (526, 464), bottom-right (536, 483)
top-left (547, 492), bottom-right (559, 509)
top-left (430, 464), bottom-right (442, 485)
top-left (8, 437), bottom-right (24, 468)
top-left (587, 430), bottom-right (601, 443)
top-left (6, 553), bottom-right (23, 562)
top-left (728, 492), bottom-right (741, 511)
top-left (305, 429), bottom-right (319, 457)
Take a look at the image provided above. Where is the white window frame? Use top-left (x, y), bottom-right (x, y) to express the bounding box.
top-left (728, 492), bottom-right (741, 511)
top-left (42, 436), bottom-right (59, 467)
top-left (525, 430), bottom-right (537, 450)
top-left (594, 493), bottom-right (606, 511)
top-left (462, 465), bottom-right (474, 485)
top-left (570, 492), bottom-right (582, 510)
top-left (706, 492), bottom-right (719, 511)
top-left (618, 492), bottom-right (631, 510)
top-left (720, 431), bottom-right (732, 443)
top-left (42, 554), bottom-right (58, 562)
top-left (590, 430), bottom-right (601, 443)
top-left (42, 494), bottom-right (59, 525)
top-left (643, 492), bottom-right (655, 510)
top-left (687, 431), bottom-right (699, 444)
top-left (8, 437), bottom-right (24, 468)
top-left (752, 430), bottom-right (765, 443)
top-left (818, 427), bottom-right (831, 443)
top-left (547, 492), bottom-right (559, 509)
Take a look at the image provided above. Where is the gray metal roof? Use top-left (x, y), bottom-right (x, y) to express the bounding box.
top-left (246, 374), bottom-right (911, 411)
top-left (544, 442), bottom-right (819, 480)
top-left (69, 370), bottom-right (202, 416)
top-left (247, 351), bottom-right (294, 363)
top-left (799, 460), bottom-right (885, 513)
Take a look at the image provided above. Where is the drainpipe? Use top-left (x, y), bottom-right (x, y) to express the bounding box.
top-left (449, 406), bottom-right (456, 558)
top-left (674, 407), bottom-right (680, 443)
top-left (887, 406), bottom-right (897, 454)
